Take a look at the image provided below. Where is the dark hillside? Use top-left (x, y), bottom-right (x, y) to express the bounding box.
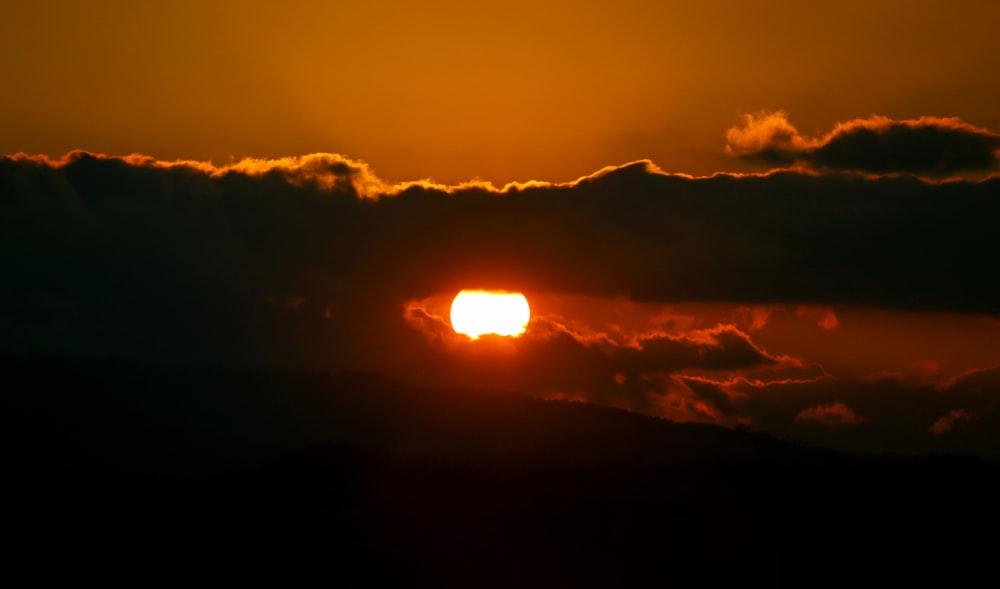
top-left (3, 354), bottom-right (997, 585)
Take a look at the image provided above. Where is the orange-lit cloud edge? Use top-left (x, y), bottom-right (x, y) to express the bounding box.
top-left (11, 112), bottom-right (999, 198)
top-left (6, 149), bottom-right (720, 198)
top-left (10, 150), bottom-right (995, 198)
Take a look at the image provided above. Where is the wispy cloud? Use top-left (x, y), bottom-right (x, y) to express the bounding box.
top-left (795, 401), bottom-right (868, 426)
top-left (929, 409), bottom-right (978, 435)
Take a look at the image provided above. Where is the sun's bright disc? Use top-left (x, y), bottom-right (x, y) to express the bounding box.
top-left (450, 290), bottom-right (530, 339)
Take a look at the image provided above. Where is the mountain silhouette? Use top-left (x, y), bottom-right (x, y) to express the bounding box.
top-left (3, 354), bottom-right (997, 585)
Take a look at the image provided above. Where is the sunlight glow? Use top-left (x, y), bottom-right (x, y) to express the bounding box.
top-left (450, 290), bottom-right (530, 339)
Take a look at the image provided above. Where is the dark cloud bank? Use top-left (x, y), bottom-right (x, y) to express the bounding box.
top-left (727, 112), bottom-right (1000, 175)
top-left (2, 149), bottom-right (999, 458)
top-left (3, 151), bottom-right (998, 345)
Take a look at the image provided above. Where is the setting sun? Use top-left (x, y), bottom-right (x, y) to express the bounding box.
top-left (450, 290), bottom-right (530, 339)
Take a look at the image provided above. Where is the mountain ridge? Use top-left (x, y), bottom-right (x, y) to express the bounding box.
top-left (4, 353), bottom-right (997, 585)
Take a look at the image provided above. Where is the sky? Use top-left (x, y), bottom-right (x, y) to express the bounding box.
top-left (3, 1), bottom-right (999, 183)
top-left (2, 1), bottom-right (1000, 458)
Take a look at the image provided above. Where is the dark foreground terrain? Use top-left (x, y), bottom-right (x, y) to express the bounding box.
top-left (4, 355), bottom-right (998, 586)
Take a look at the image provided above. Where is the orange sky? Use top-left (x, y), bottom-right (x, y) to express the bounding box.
top-left (3, 0), bottom-right (999, 183)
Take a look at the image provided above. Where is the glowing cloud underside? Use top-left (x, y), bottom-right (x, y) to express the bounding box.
top-left (450, 290), bottom-right (531, 339)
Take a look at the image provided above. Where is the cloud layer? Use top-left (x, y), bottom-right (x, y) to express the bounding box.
top-left (7, 149), bottom-right (997, 325)
top-left (3, 150), bottom-right (999, 457)
top-left (727, 112), bottom-right (1000, 175)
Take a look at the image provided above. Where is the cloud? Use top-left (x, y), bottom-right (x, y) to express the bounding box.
top-left (933, 365), bottom-right (1000, 392)
top-left (725, 111), bottom-right (814, 166)
top-left (402, 295), bottom-right (838, 427)
top-left (723, 366), bottom-right (1000, 457)
top-left (732, 304), bottom-right (844, 333)
top-left (795, 401), bottom-right (868, 426)
top-left (3, 149), bottom-right (1000, 458)
top-left (736, 306), bottom-right (773, 331)
top-left (3, 149), bottom-right (1000, 372)
top-left (8, 150), bottom-right (393, 198)
top-left (929, 409), bottom-right (978, 435)
top-left (726, 111), bottom-right (1000, 175)
top-left (647, 374), bottom-right (741, 426)
top-left (794, 305), bottom-right (840, 330)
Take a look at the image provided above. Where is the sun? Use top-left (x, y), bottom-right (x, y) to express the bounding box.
top-left (450, 290), bottom-right (531, 339)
